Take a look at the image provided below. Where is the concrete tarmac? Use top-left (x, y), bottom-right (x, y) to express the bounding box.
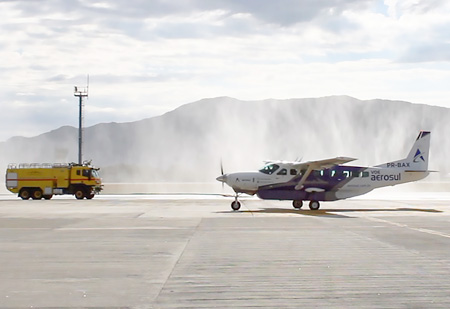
top-left (1, 194), bottom-right (450, 308)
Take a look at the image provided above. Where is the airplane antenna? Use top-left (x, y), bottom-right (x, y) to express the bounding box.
top-left (74, 75), bottom-right (89, 165)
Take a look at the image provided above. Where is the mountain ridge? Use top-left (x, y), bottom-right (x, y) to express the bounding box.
top-left (1, 96), bottom-right (448, 182)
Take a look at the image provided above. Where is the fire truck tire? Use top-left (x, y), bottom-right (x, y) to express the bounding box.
top-left (43, 195), bottom-right (53, 200)
top-left (86, 193), bottom-right (95, 199)
top-left (32, 189), bottom-right (43, 200)
top-left (19, 189), bottom-right (31, 200)
top-left (75, 189), bottom-right (85, 200)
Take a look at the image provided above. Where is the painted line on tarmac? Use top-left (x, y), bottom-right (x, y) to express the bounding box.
top-left (367, 217), bottom-right (450, 239)
top-left (58, 226), bottom-right (190, 231)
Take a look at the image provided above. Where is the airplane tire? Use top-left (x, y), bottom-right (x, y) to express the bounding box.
top-left (293, 200), bottom-right (303, 209)
top-left (231, 201), bottom-right (241, 211)
top-left (309, 201), bottom-right (320, 210)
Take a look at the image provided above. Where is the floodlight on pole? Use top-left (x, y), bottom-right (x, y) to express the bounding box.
top-left (74, 76), bottom-right (89, 165)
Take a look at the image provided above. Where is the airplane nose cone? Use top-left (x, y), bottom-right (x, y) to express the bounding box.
top-left (216, 175), bottom-right (227, 183)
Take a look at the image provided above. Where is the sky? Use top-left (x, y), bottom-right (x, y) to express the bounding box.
top-left (1, 0), bottom-right (450, 141)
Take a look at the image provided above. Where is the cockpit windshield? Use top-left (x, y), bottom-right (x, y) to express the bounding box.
top-left (259, 164), bottom-right (280, 175)
top-left (91, 169), bottom-right (100, 178)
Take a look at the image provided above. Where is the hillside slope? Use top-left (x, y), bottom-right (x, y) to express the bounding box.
top-left (1, 96), bottom-right (448, 182)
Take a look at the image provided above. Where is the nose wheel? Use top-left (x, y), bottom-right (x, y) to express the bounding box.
top-left (231, 200), bottom-right (241, 211)
top-left (231, 194), bottom-right (241, 211)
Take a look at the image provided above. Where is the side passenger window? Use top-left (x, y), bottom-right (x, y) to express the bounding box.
top-left (277, 169), bottom-right (287, 175)
top-left (351, 171), bottom-right (360, 178)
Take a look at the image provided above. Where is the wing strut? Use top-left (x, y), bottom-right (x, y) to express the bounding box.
top-left (294, 166), bottom-right (314, 190)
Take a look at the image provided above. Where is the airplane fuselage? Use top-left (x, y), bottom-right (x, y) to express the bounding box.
top-left (217, 131), bottom-right (431, 210)
top-left (219, 164), bottom-right (428, 202)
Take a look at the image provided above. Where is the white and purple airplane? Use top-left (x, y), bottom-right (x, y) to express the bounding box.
top-left (216, 131), bottom-right (431, 211)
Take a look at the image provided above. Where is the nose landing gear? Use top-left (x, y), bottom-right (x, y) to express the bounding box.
top-left (231, 200), bottom-right (241, 211)
top-left (231, 192), bottom-right (241, 211)
top-left (231, 194), bottom-right (241, 211)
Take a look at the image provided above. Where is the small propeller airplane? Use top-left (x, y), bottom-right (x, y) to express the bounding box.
top-left (216, 131), bottom-right (431, 211)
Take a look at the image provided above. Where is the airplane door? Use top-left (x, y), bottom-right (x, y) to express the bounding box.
top-left (274, 168), bottom-right (288, 182)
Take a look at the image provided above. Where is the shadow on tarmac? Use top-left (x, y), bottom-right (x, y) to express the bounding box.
top-left (218, 207), bottom-right (443, 218)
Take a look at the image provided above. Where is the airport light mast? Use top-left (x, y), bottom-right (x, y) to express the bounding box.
top-left (74, 78), bottom-right (88, 165)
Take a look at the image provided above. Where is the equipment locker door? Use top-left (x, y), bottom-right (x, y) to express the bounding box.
top-left (6, 172), bottom-right (18, 188)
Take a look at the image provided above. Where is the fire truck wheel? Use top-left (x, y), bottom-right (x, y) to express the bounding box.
top-left (32, 189), bottom-right (43, 200)
top-left (75, 190), bottom-right (85, 200)
top-left (86, 193), bottom-right (95, 199)
top-left (43, 195), bottom-right (53, 200)
top-left (20, 189), bottom-right (31, 200)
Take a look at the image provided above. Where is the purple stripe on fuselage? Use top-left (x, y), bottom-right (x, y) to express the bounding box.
top-left (257, 166), bottom-right (367, 201)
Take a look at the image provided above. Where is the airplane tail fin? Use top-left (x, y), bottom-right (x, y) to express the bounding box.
top-left (376, 131), bottom-right (431, 171)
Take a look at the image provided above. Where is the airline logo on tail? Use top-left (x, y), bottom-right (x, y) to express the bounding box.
top-left (413, 149), bottom-right (425, 163)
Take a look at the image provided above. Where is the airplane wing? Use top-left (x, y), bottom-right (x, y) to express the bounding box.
top-left (293, 157), bottom-right (357, 190)
top-left (292, 157), bottom-right (356, 170)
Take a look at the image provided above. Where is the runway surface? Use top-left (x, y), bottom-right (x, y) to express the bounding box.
top-left (1, 193), bottom-right (450, 308)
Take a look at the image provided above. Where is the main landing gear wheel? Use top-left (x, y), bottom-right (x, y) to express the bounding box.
top-left (293, 200), bottom-right (303, 209)
top-left (309, 200), bottom-right (320, 210)
top-left (231, 201), bottom-right (241, 211)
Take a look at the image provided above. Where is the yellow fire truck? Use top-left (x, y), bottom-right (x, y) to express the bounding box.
top-left (5, 162), bottom-right (102, 200)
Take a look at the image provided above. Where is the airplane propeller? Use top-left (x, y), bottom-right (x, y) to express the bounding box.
top-left (216, 159), bottom-right (226, 190)
top-left (220, 159), bottom-right (225, 189)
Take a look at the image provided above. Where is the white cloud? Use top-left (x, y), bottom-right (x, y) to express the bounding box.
top-left (1, 0), bottom-right (450, 141)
